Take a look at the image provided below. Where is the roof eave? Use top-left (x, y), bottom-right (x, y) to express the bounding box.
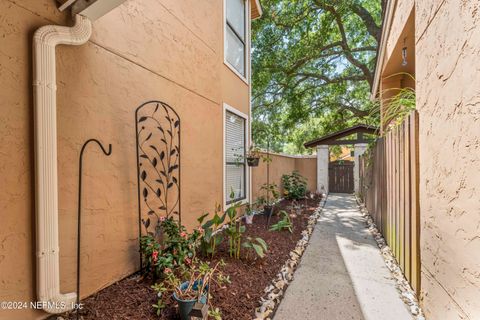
top-left (251, 0), bottom-right (263, 20)
top-left (371, 0), bottom-right (396, 100)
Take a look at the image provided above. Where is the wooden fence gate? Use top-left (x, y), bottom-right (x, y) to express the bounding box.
top-left (329, 160), bottom-right (354, 193)
top-left (358, 110), bottom-right (420, 295)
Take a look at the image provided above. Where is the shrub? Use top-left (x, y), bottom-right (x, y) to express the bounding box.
top-left (281, 171), bottom-right (307, 200)
top-left (140, 216), bottom-right (201, 276)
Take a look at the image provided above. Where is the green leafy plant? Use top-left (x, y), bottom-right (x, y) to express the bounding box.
top-left (245, 202), bottom-right (255, 216)
top-left (151, 259), bottom-right (229, 316)
top-left (282, 171), bottom-right (307, 200)
top-left (269, 210), bottom-right (293, 233)
top-left (209, 307), bottom-right (223, 320)
top-left (369, 73), bottom-right (416, 134)
top-left (225, 195), bottom-right (246, 259)
top-left (246, 145), bottom-right (261, 158)
top-left (257, 183), bottom-right (279, 207)
top-left (140, 217), bottom-right (201, 276)
top-left (197, 204), bottom-right (225, 258)
top-left (242, 237), bottom-right (268, 259)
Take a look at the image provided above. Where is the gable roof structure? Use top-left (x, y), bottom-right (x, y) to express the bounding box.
top-left (304, 124), bottom-right (379, 148)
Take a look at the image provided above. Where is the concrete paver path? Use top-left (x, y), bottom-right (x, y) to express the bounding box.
top-left (274, 194), bottom-right (412, 320)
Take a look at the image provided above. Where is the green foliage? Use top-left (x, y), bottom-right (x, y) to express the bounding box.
top-left (197, 204), bottom-right (225, 258)
top-left (242, 237), bottom-right (268, 259)
top-left (151, 259), bottom-right (229, 315)
top-left (209, 307), bottom-right (223, 320)
top-left (257, 183), bottom-right (280, 207)
top-left (369, 74), bottom-right (416, 133)
top-left (140, 217), bottom-right (201, 276)
top-left (252, 0), bottom-right (384, 153)
top-left (269, 210), bottom-right (293, 233)
top-left (225, 199), bottom-right (246, 259)
top-left (247, 145), bottom-right (261, 158)
top-left (281, 171), bottom-right (307, 200)
top-left (245, 202), bottom-right (255, 216)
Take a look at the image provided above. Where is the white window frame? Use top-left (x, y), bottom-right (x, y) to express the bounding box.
top-left (223, 0), bottom-right (250, 84)
top-left (223, 103), bottom-right (250, 208)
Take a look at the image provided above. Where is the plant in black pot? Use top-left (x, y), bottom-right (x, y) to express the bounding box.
top-left (258, 183), bottom-right (279, 218)
top-left (246, 145), bottom-right (261, 167)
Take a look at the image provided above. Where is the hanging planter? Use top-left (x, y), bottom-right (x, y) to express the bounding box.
top-left (246, 145), bottom-right (261, 167)
top-left (247, 156), bottom-right (260, 167)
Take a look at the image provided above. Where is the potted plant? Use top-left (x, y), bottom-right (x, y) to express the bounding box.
top-left (246, 145), bottom-right (261, 167)
top-left (245, 202), bottom-right (254, 224)
top-left (258, 183), bottom-right (279, 217)
top-left (152, 260), bottom-right (227, 320)
top-left (173, 278), bottom-right (209, 320)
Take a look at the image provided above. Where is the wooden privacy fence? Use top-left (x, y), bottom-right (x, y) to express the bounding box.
top-left (358, 110), bottom-right (420, 294)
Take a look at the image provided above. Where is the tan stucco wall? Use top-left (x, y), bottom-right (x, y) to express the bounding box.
top-left (415, 1), bottom-right (480, 319)
top-left (251, 152), bottom-right (317, 202)
top-left (294, 157), bottom-right (317, 193)
top-left (0, 0), bottom-right (251, 319)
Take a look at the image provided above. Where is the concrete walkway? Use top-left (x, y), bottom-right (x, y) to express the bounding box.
top-left (274, 194), bottom-right (412, 320)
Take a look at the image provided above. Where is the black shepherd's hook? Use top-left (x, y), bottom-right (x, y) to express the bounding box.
top-left (76, 139), bottom-right (112, 319)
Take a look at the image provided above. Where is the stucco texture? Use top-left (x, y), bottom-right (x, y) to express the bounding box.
top-left (251, 152), bottom-right (317, 202)
top-left (415, 1), bottom-right (480, 319)
top-left (0, 0), bottom-right (250, 319)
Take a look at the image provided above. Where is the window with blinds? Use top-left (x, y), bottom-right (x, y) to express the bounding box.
top-left (225, 110), bottom-right (246, 204)
top-left (225, 0), bottom-right (246, 77)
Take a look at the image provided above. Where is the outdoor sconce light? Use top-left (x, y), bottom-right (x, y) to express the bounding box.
top-left (401, 38), bottom-right (408, 66)
top-left (402, 47), bottom-right (408, 66)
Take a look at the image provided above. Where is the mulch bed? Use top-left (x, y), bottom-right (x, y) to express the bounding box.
top-left (57, 197), bottom-right (320, 320)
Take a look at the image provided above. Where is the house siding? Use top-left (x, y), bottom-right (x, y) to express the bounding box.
top-left (0, 0), bottom-right (251, 319)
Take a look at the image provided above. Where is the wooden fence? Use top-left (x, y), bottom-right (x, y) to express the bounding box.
top-left (358, 110), bottom-right (420, 294)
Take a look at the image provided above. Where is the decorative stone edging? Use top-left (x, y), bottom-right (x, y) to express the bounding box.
top-left (253, 198), bottom-right (327, 320)
top-left (356, 198), bottom-right (425, 320)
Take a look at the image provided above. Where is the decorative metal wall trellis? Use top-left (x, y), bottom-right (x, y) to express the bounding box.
top-left (135, 101), bottom-right (181, 255)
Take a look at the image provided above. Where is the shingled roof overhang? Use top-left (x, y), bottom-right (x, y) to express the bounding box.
top-left (304, 124), bottom-right (379, 148)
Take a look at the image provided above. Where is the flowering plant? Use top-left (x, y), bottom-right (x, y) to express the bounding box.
top-left (140, 216), bottom-right (201, 276)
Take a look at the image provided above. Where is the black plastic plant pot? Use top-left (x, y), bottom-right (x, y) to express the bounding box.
top-left (247, 156), bottom-right (260, 167)
top-left (263, 205), bottom-right (273, 217)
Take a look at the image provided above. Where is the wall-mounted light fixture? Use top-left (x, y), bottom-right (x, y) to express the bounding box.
top-left (401, 38), bottom-right (408, 66)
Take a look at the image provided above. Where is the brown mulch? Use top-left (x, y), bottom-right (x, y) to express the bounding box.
top-left (58, 197), bottom-right (321, 320)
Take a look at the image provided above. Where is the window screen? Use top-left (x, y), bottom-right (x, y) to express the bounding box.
top-left (225, 0), bottom-right (246, 76)
top-left (225, 110), bottom-right (246, 203)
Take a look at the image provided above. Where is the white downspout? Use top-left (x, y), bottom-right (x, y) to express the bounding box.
top-left (33, 14), bottom-right (92, 314)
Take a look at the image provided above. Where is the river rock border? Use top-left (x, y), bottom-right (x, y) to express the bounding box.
top-left (356, 197), bottom-right (425, 320)
top-left (253, 198), bottom-right (326, 320)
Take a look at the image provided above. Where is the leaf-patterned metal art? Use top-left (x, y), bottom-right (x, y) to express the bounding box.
top-left (135, 101), bottom-right (181, 241)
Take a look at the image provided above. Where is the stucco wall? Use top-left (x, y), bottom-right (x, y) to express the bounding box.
top-left (415, 1), bottom-right (480, 319)
top-left (0, 0), bottom-right (250, 319)
top-left (294, 157), bottom-right (317, 193)
top-left (251, 152), bottom-right (317, 202)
